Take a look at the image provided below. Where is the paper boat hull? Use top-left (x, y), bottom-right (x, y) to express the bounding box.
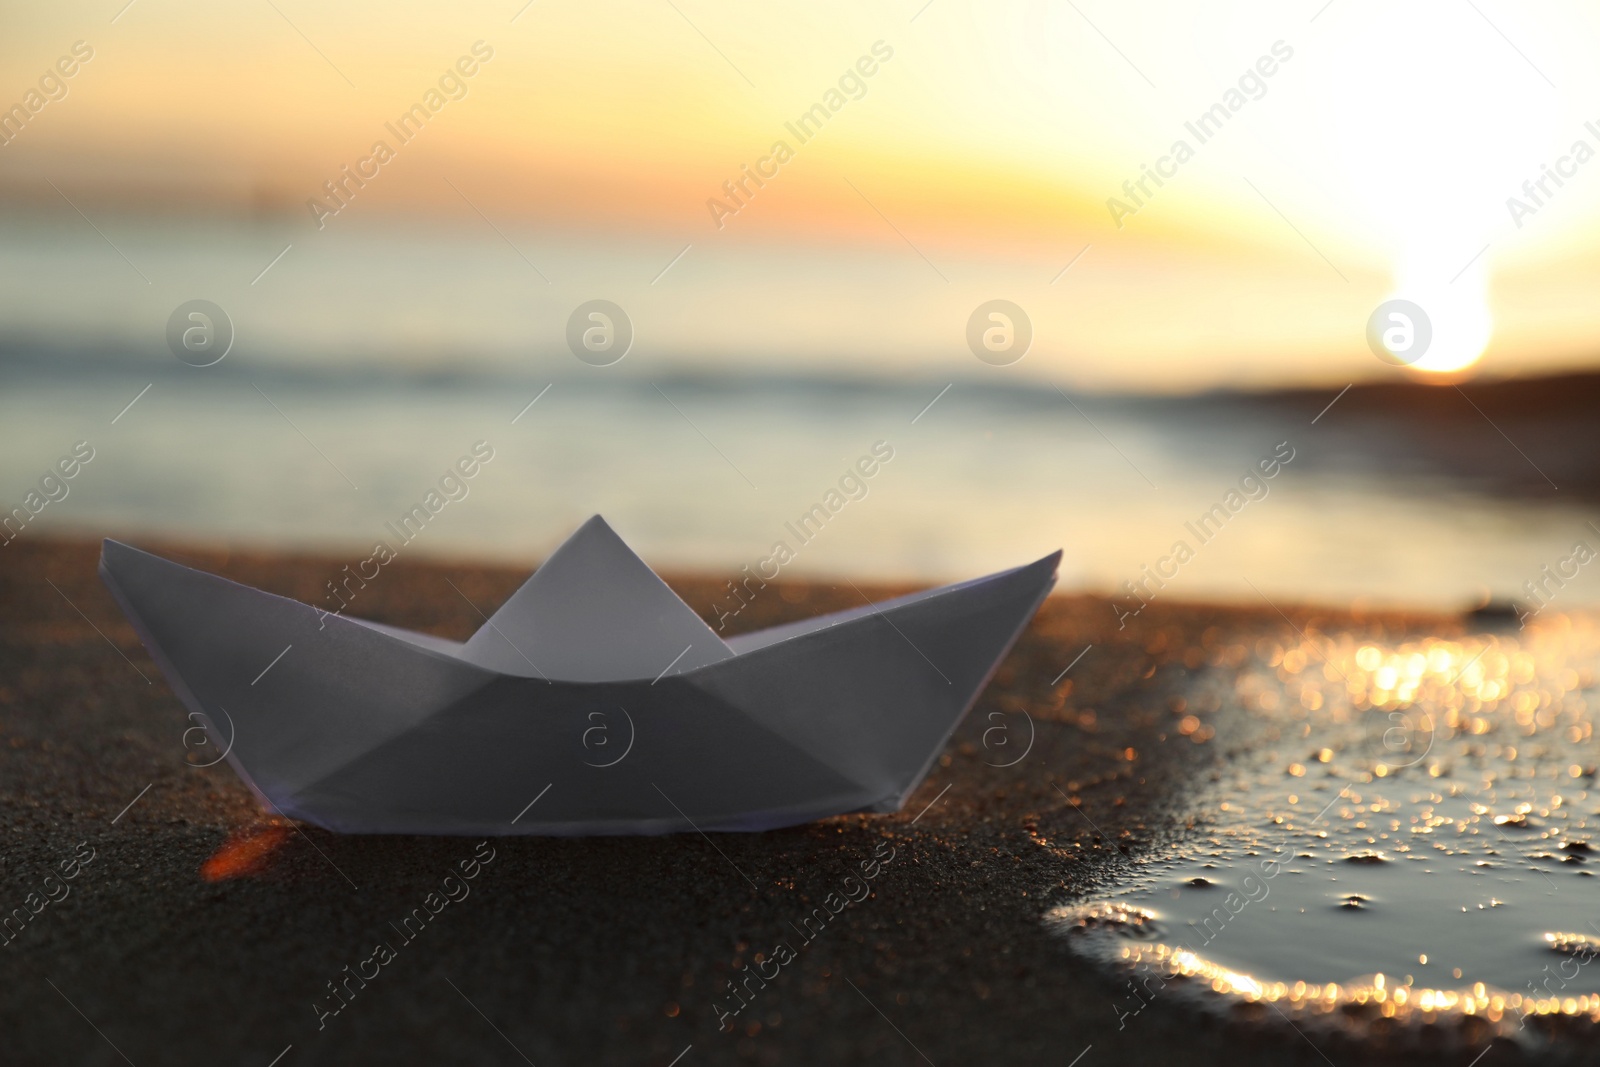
top-left (99, 540), bottom-right (1059, 835)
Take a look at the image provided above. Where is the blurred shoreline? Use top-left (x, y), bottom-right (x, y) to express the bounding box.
top-left (4, 351), bottom-right (1599, 615)
top-left (1235, 371), bottom-right (1600, 500)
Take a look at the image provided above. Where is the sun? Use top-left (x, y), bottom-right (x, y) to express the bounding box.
top-left (1388, 255), bottom-right (1494, 375)
top-left (1301, 0), bottom-right (1567, 379)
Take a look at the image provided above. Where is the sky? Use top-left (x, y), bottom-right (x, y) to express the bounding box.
top-left (5, 0), bottom-right (1600, 390)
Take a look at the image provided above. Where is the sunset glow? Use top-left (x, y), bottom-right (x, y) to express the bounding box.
top-left (5, 1), bottom-right (1600, 385)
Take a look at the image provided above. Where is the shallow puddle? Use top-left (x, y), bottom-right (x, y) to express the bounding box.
top-left (1052, 613), bottom-right (1600, 1046)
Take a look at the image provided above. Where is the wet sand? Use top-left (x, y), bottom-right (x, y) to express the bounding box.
top-left (0, 536), bottom-right (1547, 1066)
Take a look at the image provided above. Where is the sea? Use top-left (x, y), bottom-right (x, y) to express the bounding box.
top-left (1, 215), bottom-right (1597, 616)
top-left (3, 357), bottom-right (1597, 617)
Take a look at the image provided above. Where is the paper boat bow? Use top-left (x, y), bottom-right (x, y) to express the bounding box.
top-left (100, 517), bottom-right (1059, 835)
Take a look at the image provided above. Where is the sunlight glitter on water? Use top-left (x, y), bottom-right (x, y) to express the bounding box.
top-left (1050, 613), bottom-right (1600, 1045)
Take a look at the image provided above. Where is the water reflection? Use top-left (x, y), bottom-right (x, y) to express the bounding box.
top-left (1052, 613), bottom-right (1600, 1045)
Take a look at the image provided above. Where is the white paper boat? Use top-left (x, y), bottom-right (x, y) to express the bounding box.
top-left (99, 517), bottom-right (1060, 836)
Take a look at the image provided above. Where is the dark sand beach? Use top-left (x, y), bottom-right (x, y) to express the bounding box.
top-left (0, 537), bottom-right (1551, 1066)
